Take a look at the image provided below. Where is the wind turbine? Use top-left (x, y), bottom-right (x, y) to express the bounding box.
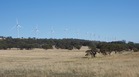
top-left (64, 27), bottom-right (69, 38)
top-left (75, 29), bottom-right (80, 39)
top-left (114, 37), bottom-right (117, 41)
top-left (89, 33), bottom-right (94, 41)
top-left (98, 35), bottom-right (100, 41)
top-left (33, 25), bottom-right (39, 38)
top-left (11, 18), bottom-right (21, 38)
top-left (86, 32), bottom-right (89, 40)
top-left (51, 26), bottom-right (55, 38)
top-left (93, 33), bottom-right (96, 40)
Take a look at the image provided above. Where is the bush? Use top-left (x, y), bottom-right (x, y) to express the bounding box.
top-left (42, 44), bottom-right (53, 50)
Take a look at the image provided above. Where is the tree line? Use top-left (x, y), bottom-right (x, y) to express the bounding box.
top-left (88, 40), bottom-right (139, 57)
top-left (0, 37), bottom-right (92, 50)
top-left (0, 37), bottom-right (139, 54)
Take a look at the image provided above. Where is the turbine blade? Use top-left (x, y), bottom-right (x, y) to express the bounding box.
top-left (10, 25), bottom-right (16, 30)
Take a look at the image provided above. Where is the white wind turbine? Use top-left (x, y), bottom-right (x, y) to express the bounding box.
top-left (51, 26), bottom-right (55, 38)
top-left (86, 32), bottom-right (89, 40)
top-left (33, 25), bottom-right (39, 38)
top-left (11, 19), bottom-right (21, 38)
top-left (114, 37), bottom-right (117, 41)
top-left (75, 29), bottom-right (80, 39)
top-left (98, 35), bottom-right (101, 41)
top-left (89, 33), bottom-right (93, 40)
top-left (64, 27), bottom-right (69, 38)
top-left (93, 33), bottom-right (96, 40)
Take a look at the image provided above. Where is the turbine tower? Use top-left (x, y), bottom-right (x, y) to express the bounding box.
top-left (51, 26), bottom-right (55, 38)
top-left (76, 29), bottom-right (80, 39)
top-left (16, 19), bottom-right (22, 38)
top-left (64, 27), bottom-right (69, 38)
top-left (33, 25), bottom-right (39, 38)
top-left (16, 19), bottom-right (21, 38)
top-left (86, 32), bottom-right (89, 40)
top-left (11, 19), bottom-right (21, 38)
top-left (89, 33), bottom-right (93, 41)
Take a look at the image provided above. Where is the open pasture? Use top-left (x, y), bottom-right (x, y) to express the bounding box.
top-left (0, 49), bottom-right (139, 77)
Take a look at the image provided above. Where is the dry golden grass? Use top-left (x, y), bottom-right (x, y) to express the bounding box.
top-left (0, 49), bottom-right (139, 77)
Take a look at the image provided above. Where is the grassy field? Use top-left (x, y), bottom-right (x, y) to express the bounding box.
top-left (0, 48), bottom-right (139, 77)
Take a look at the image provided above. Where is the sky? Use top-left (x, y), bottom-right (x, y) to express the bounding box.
top-left (0, 0), bottom-right (139, 42)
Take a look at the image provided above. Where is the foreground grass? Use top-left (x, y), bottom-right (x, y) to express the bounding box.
top-left (0, 49), bottom-right (139, 77)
